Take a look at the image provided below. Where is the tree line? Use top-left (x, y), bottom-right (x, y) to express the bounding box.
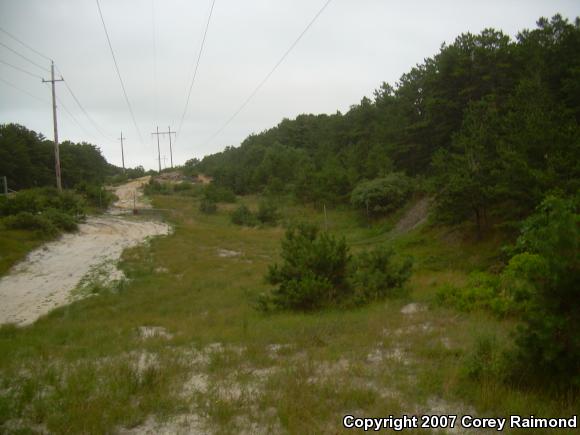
top-left (0, 123), bottom-right (135, 191)
top-left (195, 15), bottom-right (579, 230)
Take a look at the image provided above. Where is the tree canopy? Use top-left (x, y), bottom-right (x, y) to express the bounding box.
top-left (195, 15), bottom-right (579, 226)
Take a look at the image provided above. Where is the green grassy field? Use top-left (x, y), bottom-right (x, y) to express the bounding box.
top-left (0, 194), bottom-right (576, 434)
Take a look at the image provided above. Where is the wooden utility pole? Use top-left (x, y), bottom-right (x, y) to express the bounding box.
top-left (166, 126), bottom-right (176, 168)
top-left (152, 126), bottom-right (176, 171)
top-left (42, 60), bottom-right (64, 191)
top-left (151, 126), bottom-right (162, 173)
top-left (118, 131), bottom-right (126, 171)
top-left (161, 155), bottom-right (168, 169)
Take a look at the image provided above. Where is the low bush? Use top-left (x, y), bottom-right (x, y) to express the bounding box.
top-left (350, 173), bottom-right (413, 216)
top-left (43, 208), bottom-right (79, 232)
top-left (260, 224), bottom-right (412, 311)
top-left (463, 334), bottom-right (509, 382)
top-left (3, 212), bottom-right (58, 237)
top-left (350, 246), bottom-right (413, 303)
top-left (199, 198), bottom-right (217, 214)
top-left (203, 184), bottom-right (236, 203)
top-left (435, 272), bottom-right (517, 317)
top-left (75, 182), bottom-right (115, 209)
top-left (3, 208), bottom-right (79, 237)
top-left (173, 181), bottom-right (195, 193)
top-left (144, 180), bottom-right (172, 195)
top-left (0, 188), bottom-right (85, 217)
top-left (231, 205), bottom-right (257, 226)
top-left (256, 199), bottom-right (279, 225)
top-left (264, 224), bottom-right (350, 310)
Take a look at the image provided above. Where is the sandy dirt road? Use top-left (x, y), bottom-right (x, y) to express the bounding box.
top-left (0, 178), bottom-right (170, 326)
top-left (111, 175), bottom-right (152, 210)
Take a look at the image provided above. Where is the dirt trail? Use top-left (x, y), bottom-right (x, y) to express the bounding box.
top-left (111, 175), bottom-right (152, 211)
top-left (0, 178), bottom-right (170, 326)
top-left (392, 197), bottom-right (431, 236)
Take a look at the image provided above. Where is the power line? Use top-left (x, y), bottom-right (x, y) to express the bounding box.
top-left (0, 76), bottom-right (47, 103)
top-left (151, 0), bottom-right (158, 124)
top-left (0, 26), bottom-right (52, 62)
top-left (56, 65), bottom-right (113, 141)
top-left (0, 76), bottom-right (91, 139)
top-left (175, 0), bottom-right (217, 145)
top-left (203, 0), bottom-right (333, 146)
top-left (0, 58), bottom-right (43, 80)
top-left (56, 94), bottom-right (96, 139)
top-left (0, 41), bottom-right (50, 73)
top-left (95, 0), bottom-right (144, 144)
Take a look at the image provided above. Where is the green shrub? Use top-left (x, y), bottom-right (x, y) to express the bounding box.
top-left (173, 181), bottom-right (195, 192)
top-left (3, 212), bottom-right (58, 237)
top-left (144, 179), bottom-right (172, 195)
top-left (505, 196), bottom-right (580, 386)
top-left (199, 198), bottom-right (217, 214)
top-left (264, 223), bottom-right (350, 310)
top-left (435, 272), bottom-right (514, 317)
top-left (75, 182), bottom-right (115, 209)
top-left (204, 184), bottom-right (236, 203)
top-left (0, 188), bottom-right (85, 218)
top-left (231, 205), bottom-right (257, 226)
top-left (463, 334), bottom-right (509, 382)
top-left (43, 208), bottom-right (79, 232)
top-left (350, 246), bottom-right (413, 303)
top-left (350, 173), bottom-right (413, 216)
top-left (256, 199), bottom-right (279, 225)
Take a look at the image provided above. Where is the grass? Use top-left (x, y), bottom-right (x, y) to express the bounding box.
top-left (0, 194), bottom-right (577, 433)
top-left (0, 227), bottom-right (48, 277)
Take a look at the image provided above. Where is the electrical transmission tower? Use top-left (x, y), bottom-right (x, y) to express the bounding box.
top-left (42, 60), bottom-right (64, 191)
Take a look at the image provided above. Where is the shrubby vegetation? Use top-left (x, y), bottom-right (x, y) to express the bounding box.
top-left (203, 184), bottom-right (236, 203)
top-left (506, 196), bottom-right (579, 385)
top-left (350, 246), bottom-right (413, 302)
top-left (260, 224), bottom-right (412, 311)
top-left (256, 199), bottom-right (279, 225)
top-left (436, 196), bottom-right (579, 387)
top-left (75, 182), bottom-right (116, 209)
top-left (199, 198), bottom-right (217, 214)
top-left (230, 200), bottom-right (280, 227)
top-left (350, 173), bottom-right (413, 216)
top-left (230, 205), bottom-right (257, 226)
top-left (0, 188), bottom-right (86, 237)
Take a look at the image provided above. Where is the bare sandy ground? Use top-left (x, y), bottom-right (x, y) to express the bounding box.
top-left (111, 175), bottom-right (152, 210)
top-left (0, 178), bottom-right (170, 326)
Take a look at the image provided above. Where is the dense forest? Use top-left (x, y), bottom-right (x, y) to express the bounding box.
top-left (195, 15), bottom-right (580, 231)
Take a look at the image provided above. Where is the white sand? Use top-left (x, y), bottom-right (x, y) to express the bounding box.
top-left (0, 178), bottom-right (170, 326)
top-left (110, 175), bottom-right (152, 211)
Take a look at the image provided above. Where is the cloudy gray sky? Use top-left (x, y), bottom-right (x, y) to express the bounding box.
top-left (0, 0), bottom-right (578, 170)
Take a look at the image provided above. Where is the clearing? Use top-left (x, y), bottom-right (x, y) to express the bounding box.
top-left (0, 193), bottom-right (574, 434)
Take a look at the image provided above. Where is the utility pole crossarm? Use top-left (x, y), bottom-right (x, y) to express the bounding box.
top-left (42, 60), bottom-right (64, 191)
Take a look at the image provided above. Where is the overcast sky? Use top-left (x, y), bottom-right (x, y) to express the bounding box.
top-left (0, 0), bottom-right (578, 170)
